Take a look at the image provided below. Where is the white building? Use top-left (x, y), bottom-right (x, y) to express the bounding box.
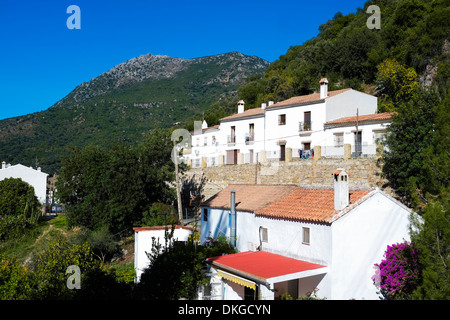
top-left (184, 79), bottom-right (392, 166)
top-left (0, 161), bottom-right (49, 204)
top-left (199, 169), bottom-right (412, 300)
top-left (133, 225), bottom-right (194, 282)
top-left (187, 121), bottom-right (221, 168)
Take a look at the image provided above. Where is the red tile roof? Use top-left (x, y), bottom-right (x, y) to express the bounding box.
top-left (324, 112), bottom-right (393, 126)
top-left (219, 107), bottom-right (265, 122)
top-left (219, 88), bottom-right (352, 122)
top-left (266, 88), bottom-right (352, 109)
top-left (201, 184), bottom-right (298, 212)
top-left (208, 251), bottom-right (327, 282)
top-left (202, 184), bottom-right (373, 223)
top-left (255, 188), bottom-right (372, 223)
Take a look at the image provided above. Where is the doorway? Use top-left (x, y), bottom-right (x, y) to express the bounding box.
top-left (244, 285), bottom-right (259, 300)
top-left (280, 145), bottom-right (286, 161)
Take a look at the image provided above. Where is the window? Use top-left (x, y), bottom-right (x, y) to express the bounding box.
top-left (261, 227), bottom-right (268, 243)
top-left (204, 137), bottom-right (207, 146)
top-left (212, 135), bottom-right (216, 145)
top-left (203, 208), bottom-right (208, 222)
top-left (302, 227), bottom-right (310, 245)
top-left (373, 130), bottom-right (386, 143)
top-left (278, 114), bottom-right (286, 125)
top-left (303, 111), bottom-right (311, 130)
top-left (334, 133), bottom-right (344, 147)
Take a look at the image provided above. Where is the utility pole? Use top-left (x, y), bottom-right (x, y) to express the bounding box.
top-left (173, 140), bottom-right (184, 225)
top-left (355, 108), bottom-right (359, 158)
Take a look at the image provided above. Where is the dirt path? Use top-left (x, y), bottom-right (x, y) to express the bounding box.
top-left (22, 223), bottom-right (53, 267)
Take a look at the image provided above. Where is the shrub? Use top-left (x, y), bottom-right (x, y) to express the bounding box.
top-left (372, 241), bottom-right (420, 300)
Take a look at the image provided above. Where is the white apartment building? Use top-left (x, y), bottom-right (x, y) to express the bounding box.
top-left (184, 79), bottom-right (392, 167)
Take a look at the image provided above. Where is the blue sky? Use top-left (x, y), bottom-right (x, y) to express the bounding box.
top-left (0, 0), bottom-right (366, 120)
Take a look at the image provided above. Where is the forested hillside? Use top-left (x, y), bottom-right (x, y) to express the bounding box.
top-left (0, 52), bottom-right (269, 173)
top-left (234, 0), bottom-right (449, 110)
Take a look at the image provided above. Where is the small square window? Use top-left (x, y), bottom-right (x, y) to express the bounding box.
top-left (302, 227), bottom-right (310, 245)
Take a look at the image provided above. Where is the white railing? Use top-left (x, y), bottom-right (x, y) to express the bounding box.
top-left (299, 121), bottom-right (313, 132)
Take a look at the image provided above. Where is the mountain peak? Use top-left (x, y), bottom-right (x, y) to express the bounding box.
top-left (0, 52), bottom-right (269, 173)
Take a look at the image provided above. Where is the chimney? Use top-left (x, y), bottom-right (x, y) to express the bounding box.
top-left (333, 169), bottom-right (349, 211)
top-left (320, 78), bottom-right (328, 99)
top-left (261, 102), bottom-right (267, 110)
top-left (268, 101), bottom-right (274, 106)
top-left (237, 100), bottom-right (245, 114)
top-left (202, 120), bottom-right (208, 129)
top-left (1, 161), bottom-right (5, 169)
top-left (230, 190), bottom-right (237, 248)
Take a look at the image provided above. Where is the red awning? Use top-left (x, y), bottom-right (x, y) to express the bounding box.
top-left (208, 251), bottom-right (327, 283)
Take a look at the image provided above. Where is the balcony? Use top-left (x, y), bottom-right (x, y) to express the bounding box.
top-left (299, 121), bottom-right (312, 132)
top-left (227, 135), bottom-right (236, 146)
top-left (245, 133), bottom-right (255, 145)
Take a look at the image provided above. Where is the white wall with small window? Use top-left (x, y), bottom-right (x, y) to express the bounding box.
top-left (322, 122), bottom-right (390, 158)
top-left (219, 115), bottom-right (265, 164)
top-left (265, 102), bottom-right (327, 158)
top-left (190, 126), bottom-right (221, 167)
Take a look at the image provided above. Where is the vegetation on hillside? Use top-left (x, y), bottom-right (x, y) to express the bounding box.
top-left (234, 0), bottom-right (448, 111)
top-left (0, 0), bottom-right (448, 300)
top-left (0, 53), bottom-right (268, 174)
top-left (0, 178), bottom-right (41, 241)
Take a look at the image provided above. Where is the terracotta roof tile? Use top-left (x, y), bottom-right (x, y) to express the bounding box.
top-left (219, 107), bottom-right (265, 122)
top-left (325, 112), bottom-right (393, 126)
top-left (266, 88), bottom-right (352, 109)
top-left (201, 184), bottom-right (297, 212)
top-left (255, 188), bottom-right (372, 223)
top-left (219, 88), bottom-right (352, 122)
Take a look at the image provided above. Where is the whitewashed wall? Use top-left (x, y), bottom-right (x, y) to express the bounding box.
top-left (329, 191), bottom-right (412, 300)
top-left (0, 164), bottom-right (48, 203)
top-left (264, 101), bottom-right (327, 156)
top-left (325, 90), bottom-right (377, 122)
top-left (134, 227), bottom-right (193, 282)
top-left (200, 190), bottom-right (413, 300)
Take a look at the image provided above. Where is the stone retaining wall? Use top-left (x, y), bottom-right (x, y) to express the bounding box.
top-left (183, 157), bottom-right (389, 201)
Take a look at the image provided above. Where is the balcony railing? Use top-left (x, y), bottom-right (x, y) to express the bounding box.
top-left (245, 133), bottom-right (255, 145)
top-left (227, 135), bottom-right (236, 145)
top-left (299, 121), bottom-right (312, 132)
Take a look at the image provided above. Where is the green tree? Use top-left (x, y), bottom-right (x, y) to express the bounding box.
top-left (0, 255), bottom-right (37, 300)
top-left (421, 92), bottom-right (450, 197)
top-left (0, 178), bottom-right (40, 217)
top-left (375, 58), bottom-right (420, 111)
top-left (381, 89), bottom-right (439, 208)
top-left (0, 178), bottom-right (41, 240)
top-left (56, 128), bottom-right (176, 234)
top-left (136, 228), bottom-right (236, 300)
top-left (410, 189), bottom-right (450, 300)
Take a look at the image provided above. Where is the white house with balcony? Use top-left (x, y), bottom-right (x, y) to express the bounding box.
top-left (187, 121), bottom-right (221, 168)
top-left (0, 161), bottom-right (48, 204)
top-left (184, 79), bottom-right (392, 167)
top-left (199, 169), bottom-right (413, 300)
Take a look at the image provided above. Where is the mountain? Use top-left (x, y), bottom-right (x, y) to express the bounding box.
top-left (0, 52), bottom-right (269, 173)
